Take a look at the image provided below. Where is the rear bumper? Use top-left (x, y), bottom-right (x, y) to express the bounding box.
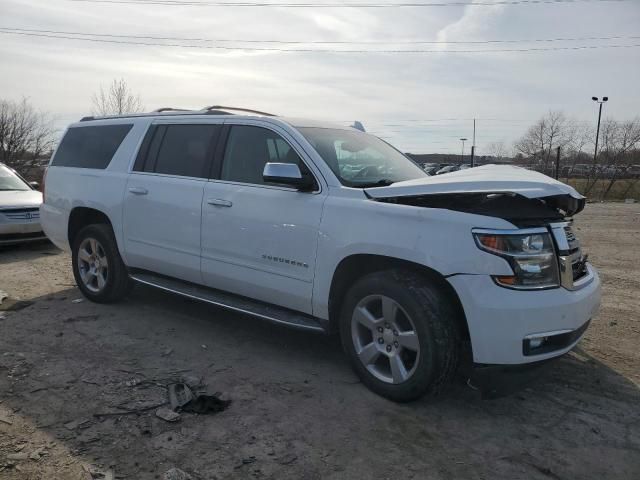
top-left (40, 203), bottom-right (70, 251)
top-left (448, 265), bottom-right (601, 365)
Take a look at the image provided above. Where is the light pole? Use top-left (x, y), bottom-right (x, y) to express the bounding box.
top-left (460, 138), bottom-right (467, 164)
top-left (592, 96), bottom-right (608, 166)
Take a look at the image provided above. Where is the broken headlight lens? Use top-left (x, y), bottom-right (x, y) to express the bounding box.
top-left (473, 231), bottom-right (560, 289)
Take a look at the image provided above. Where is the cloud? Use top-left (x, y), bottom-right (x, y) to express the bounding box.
top-left (1, 0), bottom-right (639, 153)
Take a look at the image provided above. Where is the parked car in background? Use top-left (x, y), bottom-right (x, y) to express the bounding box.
top-left (0, 163), bottom-right (46, 246)
top-left (41, 107), bottom-right (601, 402)
top-left (570, 164), bottom-right (593, 178)
top-left (436, 165), bottom-right (460, 175)
top-left (627, 165), bottom-right (640, 178)
top-left (421, 163), bottom-right (440, 175)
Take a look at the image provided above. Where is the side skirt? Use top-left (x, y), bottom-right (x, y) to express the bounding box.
top-left (129, 270), bottom-right (327, 333)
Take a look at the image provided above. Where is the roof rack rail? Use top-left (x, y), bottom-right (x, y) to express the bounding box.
top-left (201, 105), bottom-right (277, 117)
top-left (153, 107), bottom-right (193, 112)
top-left (78, 105), bottom-right (277, 122)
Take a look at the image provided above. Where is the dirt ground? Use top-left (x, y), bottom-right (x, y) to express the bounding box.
top-left (0, 202), bottom-right (639, 480)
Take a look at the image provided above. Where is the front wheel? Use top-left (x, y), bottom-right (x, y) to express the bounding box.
top-left (71, 224), bottom-right (131, 303)
top-left (339, 270), bottom-right (460, 402)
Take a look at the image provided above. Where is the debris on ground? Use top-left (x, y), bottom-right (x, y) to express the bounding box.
top-left (64, 314), bottom-right (99, 323)
top-left (0, 413), bottom-right (13, 425)
top-left (277, 453), bottom-right (298, 465)
top-left (155, 407), bottom-right (181, 422)
top-left (168, 383), bottom-right (194, 410)
top-left (0, 290), bottom-right (8, 305)
top-left (6, 452), bottom-right (30, 461)
top-left (83, 464), bottom-right (115, 479)
top-left (29, 446), bottom-right (47, 461)
top-left (167, 382), bottom-right (231, 415)
top-left (64, 418), bottom-right (92, 430)
top-left (181, 375), bottom-right (203, 389)
top-left (163, 467), bottom-right (192, 480)
top-left (71, 298), bottom-right (84, 304)
top-left (162, 348), bottom-right (174, 357)
top-left (234, 456), bottom-right (257, 469)
top-left (0, 299), bottom-right (34, 311)
top-left (182, 393), bottom-right (230, 414)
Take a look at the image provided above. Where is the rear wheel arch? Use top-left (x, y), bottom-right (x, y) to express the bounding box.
top-left (328, 254), bottom-right (470, 342)
top-left (68, 207), bottom-right (114, 245)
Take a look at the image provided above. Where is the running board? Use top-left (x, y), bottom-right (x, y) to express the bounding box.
top-left (129, 271), bottom-right (326, 333)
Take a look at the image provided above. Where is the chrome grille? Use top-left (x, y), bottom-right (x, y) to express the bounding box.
top-left (550, 222), bottom-right (591, 290)
top-left (564, 226), bottom-right (576, 243)
top-left (1, 207), bottom-right (40, 221)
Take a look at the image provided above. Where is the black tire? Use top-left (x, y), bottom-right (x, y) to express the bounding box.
top-left (339, 269), bottom-right (460, 402)
top-left (71, 224), bottom-right (131, 303)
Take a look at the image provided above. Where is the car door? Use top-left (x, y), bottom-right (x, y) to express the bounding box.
top-left (123, 121), bottom-right (220, 283)
top-left (201, 123), bottom-right (326, 314)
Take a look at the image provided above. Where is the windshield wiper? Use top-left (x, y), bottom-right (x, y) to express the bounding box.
top-left (356, 179), bottom-right (395, 188)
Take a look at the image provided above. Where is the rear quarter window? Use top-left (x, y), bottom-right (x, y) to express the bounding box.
top-left (51, 124), bottom-right (133, 169)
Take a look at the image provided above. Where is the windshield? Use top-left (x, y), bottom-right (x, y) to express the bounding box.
top-left (0, 165), bottom-right (30, 191)
top-left (298, 127), bottom-right (427, 187)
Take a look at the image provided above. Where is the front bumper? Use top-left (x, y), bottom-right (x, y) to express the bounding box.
top-left (469, 357), bottom-right (557, 399)
top-left (0, 220), bottom-right (46, 246)
top-left (448, 264), bottom-right (601, 365)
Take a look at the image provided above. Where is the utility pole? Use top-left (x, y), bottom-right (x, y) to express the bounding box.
top-left (592, 96), bottom-right (608, 167)
top-left (555, 146), bottom-right (560, 180)
top-left (459, 138), bottom-right (467, 165)
top-left (470, 118), bottom-right (476, 167)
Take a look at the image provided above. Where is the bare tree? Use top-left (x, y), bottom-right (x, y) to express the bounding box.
top-left (485, 141), bottom-right (509, 161)
top-left (0, 97), bottom-right (55, 170)
top-left (588, 118), bottom-right (640, 198)
top-left (514, 111), bottom-right (577, 173)
top-left (91, 78), bottom-right (144, 116)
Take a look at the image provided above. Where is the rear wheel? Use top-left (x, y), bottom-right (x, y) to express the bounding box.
top-left (339, 269), bottom-right (460, 402)
top-left (72, 224), bottom-right (131, 303)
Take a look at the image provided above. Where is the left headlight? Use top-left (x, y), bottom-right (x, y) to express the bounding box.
top-left (473, 229), bottom-right (560, 290)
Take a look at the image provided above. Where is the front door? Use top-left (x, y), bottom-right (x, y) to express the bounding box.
top-left (201, 124), bottom-right (326, 314)
top-left (123, 122), bottom-right (219, 283)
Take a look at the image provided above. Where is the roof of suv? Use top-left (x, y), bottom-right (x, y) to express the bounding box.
top-left (78, 106), bottom-right (352, 131)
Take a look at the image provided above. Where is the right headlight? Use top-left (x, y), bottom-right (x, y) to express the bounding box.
top-left (473, 229), bottom-right (560, 290)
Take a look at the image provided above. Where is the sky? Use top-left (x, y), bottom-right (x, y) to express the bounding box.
top-left (1, 0), bottom-right (639, 155)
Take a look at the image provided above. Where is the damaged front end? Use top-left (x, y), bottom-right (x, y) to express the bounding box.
top-left (371, 191), bottom-right (584, 227)
top-left (364, 165), bottom-right (586, 226)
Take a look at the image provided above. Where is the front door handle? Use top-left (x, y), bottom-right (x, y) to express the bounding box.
top-left (207, 198), bottom-right (233, 208)
top-left (128, 187), bottom-right (148, 195)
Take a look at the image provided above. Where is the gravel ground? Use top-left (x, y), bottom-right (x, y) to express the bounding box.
top-left (0, 202), bottom-right (639, 480)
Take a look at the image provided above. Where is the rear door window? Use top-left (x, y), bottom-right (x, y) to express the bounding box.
top-left (141, 124), bottom-right (218, 179)
top-left (52, 124), bottom-right (133, 169)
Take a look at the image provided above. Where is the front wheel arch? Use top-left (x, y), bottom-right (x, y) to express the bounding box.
top-left (328, 254), bottom-right (470, 342)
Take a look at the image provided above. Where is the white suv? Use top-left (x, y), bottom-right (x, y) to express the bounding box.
top-left (41, 106), bottom-right (601, 401)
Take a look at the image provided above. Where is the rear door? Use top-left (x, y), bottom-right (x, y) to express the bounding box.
top-left (123, 121), bottom-right (220, 283)
top-left (200, 123), bottom-right (326, 314)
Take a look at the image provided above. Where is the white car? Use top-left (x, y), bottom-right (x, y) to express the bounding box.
top-left (0, 163), bottom-right (46, 246)
top-left (40, 106), bottom-right (601, 401)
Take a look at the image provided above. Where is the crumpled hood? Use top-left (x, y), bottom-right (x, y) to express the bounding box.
top-left (0, 189), bottom-right (42, 209)
top-left (365, 165), bottom-right (585, 216)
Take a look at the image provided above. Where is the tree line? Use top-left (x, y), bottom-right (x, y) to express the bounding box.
top-left (1, 81), bottom-right (638, 199)
top-left (0, 79), bottom-right (143, 171)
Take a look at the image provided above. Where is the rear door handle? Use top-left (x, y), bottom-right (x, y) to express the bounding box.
top-left (207, 198), bottom-right (233, 207)
top-left (128, 187), bottom-right (148, 195)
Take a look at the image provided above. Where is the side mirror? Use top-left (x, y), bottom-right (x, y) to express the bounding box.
top-left (29, 181), bottom-right (40, 190)
top-left (263, 163), bottom-right (315, 191)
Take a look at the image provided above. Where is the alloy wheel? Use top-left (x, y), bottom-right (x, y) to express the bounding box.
top-left (351, 294), bottom-right (420, 384)
top-left (77, 237), bottom-right (109, 293)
